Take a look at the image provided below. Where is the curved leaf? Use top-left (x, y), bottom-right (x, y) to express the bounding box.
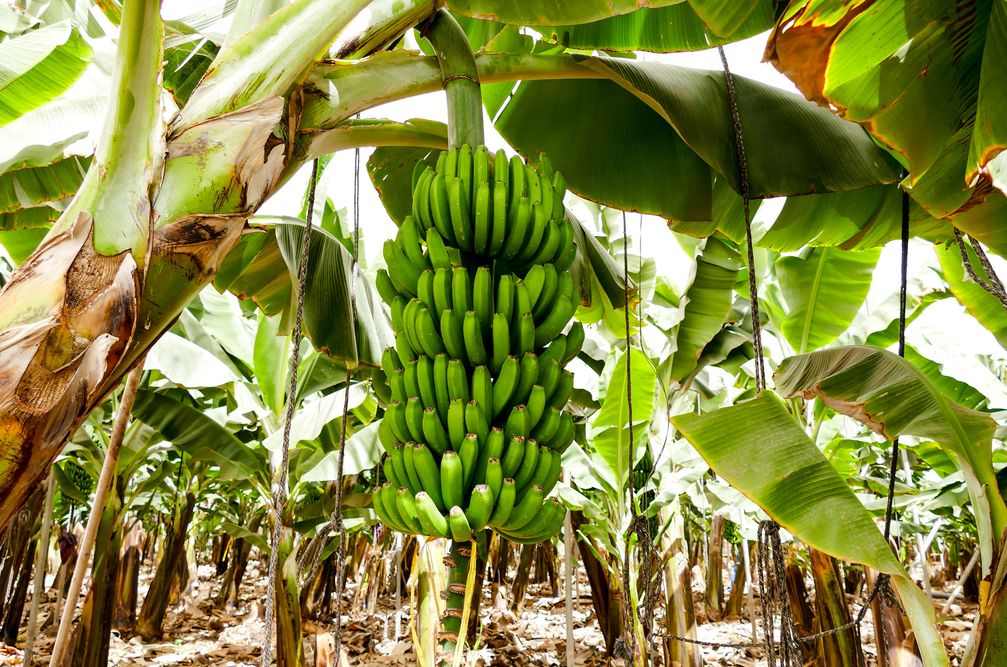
top-left (444, 0), bottom-right (681, 26)
top-left (758, 186), bottom-right (949, 252)
top-left (590, 348), bottom-right (657, 493)
top-left (671, 392), bottom-right (947, 667)
top-left (300, 420), bottom-right (383, 482)
top-left (132, 389), bottom-right (268, 488)
top-left (774, 345), bottom-right (1007, 574)
top-left (0, 21), bottom-right (93, 126)
top-left (144, 331), bottom-right (240, 387)
top-left (494, 57), bottom-right (902, 221)
top-left (540, 1), bottom-right (776, 53)
top-left (935, 239), bottom-right (1007, 351)
top-left (773, 247), bottom-right (880, 353)
top-left (670, 237), bottom-right (741, 382)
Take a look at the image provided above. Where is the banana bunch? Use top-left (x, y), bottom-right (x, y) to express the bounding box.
top-left (371, 144), bottom-right (580, 545)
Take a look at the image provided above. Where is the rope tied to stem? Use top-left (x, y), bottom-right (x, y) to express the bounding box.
top-left (261, 158), bottom-right (320, 667)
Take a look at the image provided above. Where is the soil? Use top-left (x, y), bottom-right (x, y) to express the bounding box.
top-left (8, 552), bottom-right (976, 666)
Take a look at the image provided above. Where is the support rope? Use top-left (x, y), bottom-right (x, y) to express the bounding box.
top-left (953, 228), bottom-right (1007, 312)
top-left (651, 47), bottom-right (910, 665)
top-left (261, 158), bottom-right (320, 667)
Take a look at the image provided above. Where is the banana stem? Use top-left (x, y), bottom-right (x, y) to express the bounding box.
top-left (440, 540), bottom-right (469, 661)
top-left (423, 9), bottom-right (484, 149)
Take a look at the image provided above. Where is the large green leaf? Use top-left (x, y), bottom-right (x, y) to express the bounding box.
top-left (0, 21), bottom-right (93, 126)
top-left (766, 1), bottom-right (1007, 253)
top-left (253, 311), bottom-right (288, 415)
top-left (300, 420), bottom-right (384, 482)
top-left (669, 237), bottom-right (741, 382)
top-left (773, 246), bottom-right (880, 353)
top-left (132, 389), bottom-right (268, 488)
top-left (539, 1), bottom-right (776, 53)
top-left (758, 186), bottom-right (949, 252)
top-left (215, 218), bottom-right (391, 365)
top-left (494, 56), bottom-right (902, 222)
top-left (444, 0), bottom-right (681, 26)
top-left (935, 239), bottom-right (1007, 351)
top-left (774, 345), bottom-right (1007, 574)
top-left (590, 348), bottom-right (657, 493)
top-left (671, 392), bottom-right (947, 667)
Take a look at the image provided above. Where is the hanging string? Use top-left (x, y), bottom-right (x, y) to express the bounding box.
top-left (296, 146), bottom-right (363, 663)
top-left (261, 157), bottom-right (320, 667)
top-left (716, 47), bottom-right (766, 393)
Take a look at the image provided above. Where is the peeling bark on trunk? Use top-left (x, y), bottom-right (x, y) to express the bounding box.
top-left (112, 545), bottom-right (140, 631)
top-left (572, 511), bottom-right (624, 657)
top-left (705, 515), bottom-right (725, 620)
top-left (135, 492), bottom-right (195, 640)
top-left (866, 567), bottom-right (922, 667)
top-left (724, 543), bottom-right (749, 619)
top-left (810, 548), bottom-right (863, 667)
top-left (786, 561), bottom-right (821, 666)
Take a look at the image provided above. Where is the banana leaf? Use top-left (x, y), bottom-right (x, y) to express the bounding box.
top-left (773, 246), bottom-right (880, 353)
top-left (132, 389), bottom-right (269, 490)
top-left (590, 348), bottom-right (657, 494)
top-left (935, 239), bottom-right (1007, 351)
top-left (774, 345), bottom-right (1007, 575)
top-left (539, 1), bottom-right (775, 53)
top-left (670, 237), bottom-right (741, 382)
top-left (444, 0), bottom-right (681, 26)
top-left (672, 392), bottom-right (947, 667)
top-left (0, 20), bottom-right (92, 125)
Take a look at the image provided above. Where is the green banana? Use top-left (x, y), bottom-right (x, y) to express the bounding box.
top-left (398, 215), bottom-right (427, 268)
top-left (484, 458), bottom-right (503, 500)
top-left (385, 402), bottom-right (410, 443)
top-left (378, 417), bottom-right (396, 454)
top-left (552, 170), bottom-right (567, 220)
top-left (447, 359), bottom-right (470, 402)
top-left (446, 175), bottom-right (472, 252)
top-left (490, 179), bottom-right (508, 256)
top-left (496, 273), bottom-right (514, 323)
top-left (534, 272), bottom-right (576, 348)
top-left (494, 149), bottom-right (509, 187)
top-left (414, 303), bottom-right (446, 358)
top-left (476, 428), bottom-right (505, 486)
top-left (447, 398), bottom-right (466, 450)
top-left (562, 322), bottom-right (585, 364)
top-left (508, 155), bottom-right (526, 211)
top-left (505, 405), bottom-right (530, 442)
top-left (463, 310), bottom-right (488, 365)
top-left (548, 370), bottom-right (573, 411)
top-left (405, 396), bottom-right (425, 442)
top-left (499, 483), bottom-right (544, 532)
top-left (513, 354), bottom-right (539, 410)
top-left (473, 266), bottom-right (493, 334)
top-left (379, 483), bottom-right (409, 533)
top-left (528, 445), bottom-right (553, 493)
top-left (553, 221), bottom-right (577, 272)
top-left (529, 219), bottom-right (562, 269)
top-left (395, 487), bottom-right (423, 534)
top-left (412, 444), bottom-right (445, 511)
top-left (492, 356), bottom-right (520, 418)
top-left (488, 478), bottom-right (517, 527)
top-left (415, 491), bottom-right (449, 538)
top-left (457, 144), bottom-right (473, 204)
top-left (474, 145), bottom-right (490, 190)
top-left (512, 437), bottom-right (540, 492)
top-left (371, 485), bottom-right (401, 533)
top-left (551, 411), bottom-right (575, 453)
top-left (459, 433), bottom-right (479, 491)
top-left (451, 267), bottom-right (471, 314)
top-left (382, 455), bottom-right (401, 489)
top-left (533, 263), bottom-right (559, 320)
top-left (540, 450), bottom-right (562, 496)
top-left (383, 240), bottom-right (418, 297)
top-left (429, 173), bottom-right (455, 245)
top-left (531, 406), bottom-right (561, 445)
top-left (473, 181), bottom-right (490, 254)
top-left (449, 506), bottom-right (473, 542)
top-left (390, 444), bottom-right (410, 492)
top-left (513, 281), bottom-right (532, 324)
top-left (524, 161), bottom-right (542, 205)
top-left (466, 484), bottom-right (494, 531)
top-left (500, 498), bottom-right (563, 542)
top-left (502, 197), bottom-right (532, 260)
top-left (471, 365), bottom-right (493, 420)
top-left (413, 167), bottom-right (434, 231)
top-left (439, 309), bottom-right (465, 360)
top-left (402, 441), bottom-right (424, 494)
top-left (375, 269), bottom-right (400, 304)
top-left (515, 312), bottom-right (535, 357)
top-left (491, 314), bottom-right (510, 375)
top-left (422, 407), bottom-right (450, 454)
top-left (433, 268), bottom-right (453, 314)
top-left (387, 367), bottom-right (406, 404)
top-left (417, 269), bottom-right (435, 312)
top-left (524, 265), bottom-right (546, 306)
top-left (443, 146), bottom-right (458, 178)
top-left (538, 360), bottom-right (561, 400)
top-left (538, 334), bottom-right (566, 368)
top-left (426, 227), bottom-right (453, 270)
top-left (501, 435), bottom-right (525, 478)
top-left (433, 353), bottom-right (450, 420)
top-left (440, 450), bottom-right (464, 510)
top-left (464, 400), bottom-right (489, 443)
top-left (395, 330), bottom-right (416, 364)
top-left (515, 201), bottom-right (548, 265)
top-left (415, 356), bottom-right (436, 409)
top-left (525, 385), bottom-right (547, 430)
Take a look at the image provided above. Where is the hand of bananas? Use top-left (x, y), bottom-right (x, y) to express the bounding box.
top-left (372, 145), bottom-right (581, 545)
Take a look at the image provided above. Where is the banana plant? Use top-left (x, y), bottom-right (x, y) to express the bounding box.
top-left (0, 0), bottom-right (915, 534)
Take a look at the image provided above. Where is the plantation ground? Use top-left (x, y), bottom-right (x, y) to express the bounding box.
top-left (9, 554), bottom-right (977, 666)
